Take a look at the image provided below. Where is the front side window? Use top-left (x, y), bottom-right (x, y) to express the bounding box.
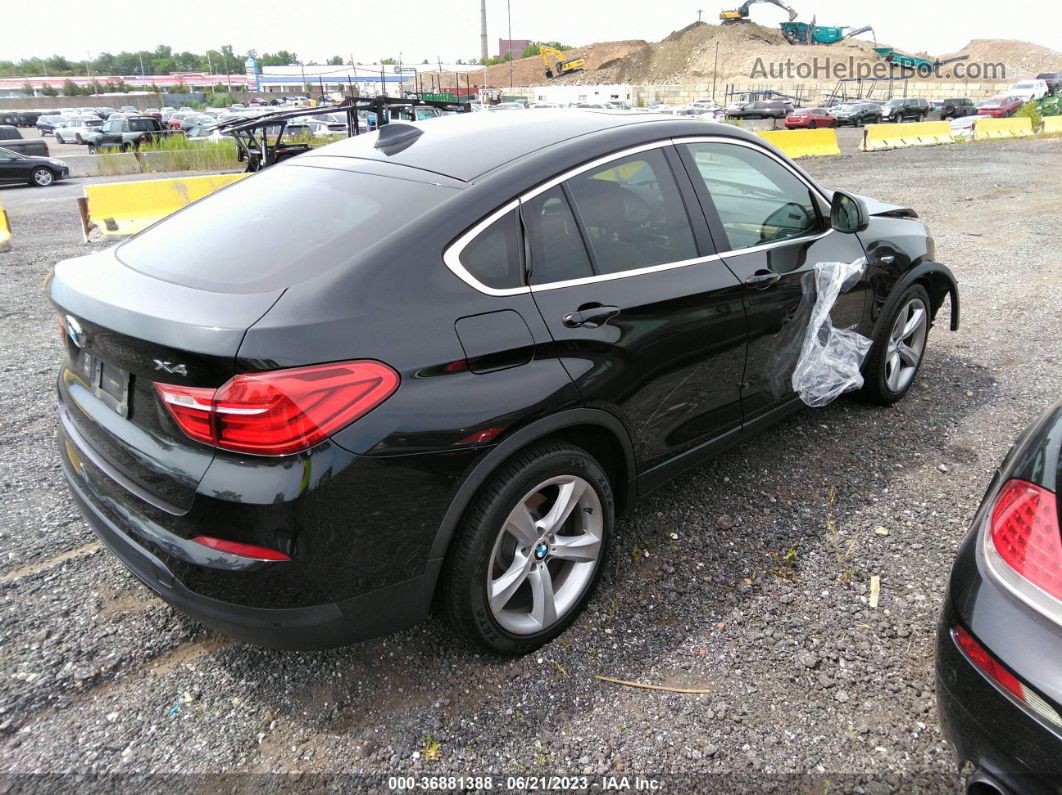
top-left (683, 142), bottom-right (822, 251)
top-left (563, 149), bottom-right (698, 275)
top-left (459, 208), bottom-right (523, 290)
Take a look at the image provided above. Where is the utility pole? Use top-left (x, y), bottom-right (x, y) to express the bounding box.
top-left (697, 9), bottom-right (703, 21)
top-left (712, 41), bottom-right (719, 101)
top-left (507, 0), bottom-right (513, 91)
top-left (207, 50), bottom-right (213, 75)
top-left (480, 0), bottom-right (489, 64)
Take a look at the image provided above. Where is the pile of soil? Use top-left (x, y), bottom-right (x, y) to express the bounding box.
top-left (462, 21), bottom-right (1061, 89)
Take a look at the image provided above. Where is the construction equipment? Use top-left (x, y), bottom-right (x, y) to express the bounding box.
top-left (720, 0), bottom-right (797, 24)
top-left (540, 46), bottom-right (586, 80)
top-left (780, 21), bottom-right (875, 45)
top-left (873, 47), bottom-right (969, 72)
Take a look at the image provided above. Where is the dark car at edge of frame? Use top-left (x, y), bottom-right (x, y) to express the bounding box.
top-left (937, 398), bottom-right (1062, 794)
top-left (50, 111), bottom-right (959, 655)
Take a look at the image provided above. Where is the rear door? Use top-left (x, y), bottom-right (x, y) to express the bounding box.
top-left (676, 138), bottom-right (868, 423)
top-left (524, 144), bottom-right (748, 472)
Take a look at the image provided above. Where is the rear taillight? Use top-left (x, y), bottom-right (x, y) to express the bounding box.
top-left (155, 360), bottom-right (399, 456)
top-left (988, 479), bottom-right (1062, 602)
top-left (952, 625), bottom-right (1062, 728)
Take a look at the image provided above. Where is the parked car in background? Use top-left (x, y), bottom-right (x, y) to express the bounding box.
top-left (937, 97), bottom-right (976, 119)
top-left (936, 398), bottom-right (1062, 794)
top-left (94, 107), bottom-right (115, 119)
top-left (179, 115), bottom-right (215, 132)
top-left (185, 125), bottom-right (234, 144)
top-left (949, 115), bottom-right (978, 139)
top-left (831, 102), bottom-right (883, 127)
top-left (120, 105), bottom-right (138, 114)
top-left (0, 146), bottom-right (69, 186)
top-left (55, 116), bottom-right (105, 144)
top-left (977, 96), bottom-right (1023, 118)
top-left (167, 112), bottom-right (196, 130)
top-left (0, 125), bottom-right (49, 157)
top-left (301, 119), bottom-right (347, 137)
top-left (1035, 72), bottom-right (1062, 96)
top-left (35, 115), bottom-right (66, 135)
top-left (15, 111), bottom-right (41, 128)
top-left (1007, 79), bottom-right (1050, 102)
top-left (880, 97), bottom-right (930, 122)
top-left (85, 115), bottom-right (177, 152)
top-left (51, 111), bottom-right (958, 656)
top-left (727, 100), bottom-right (794, 120)
top-left (144, 108), bottom-right (162, 119)
top-left (784, 107), bottom-right (836, 128)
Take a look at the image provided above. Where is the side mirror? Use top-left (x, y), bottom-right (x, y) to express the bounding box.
top-left (830, 191), bottom-right (869, 234)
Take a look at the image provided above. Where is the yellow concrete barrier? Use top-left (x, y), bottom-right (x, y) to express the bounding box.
top-left (0, 203), bottom-right (11, 253)
top-left (81, 172), bottom-right (248, 240)
top-left (862, 121), bottom-right (954, 152)
top-left (974, 116), bottom-right (1034, 140)
top-left (1040, 116), bottom-right (1062, 135)
top-left (756, 128), bottom-right (841, 158)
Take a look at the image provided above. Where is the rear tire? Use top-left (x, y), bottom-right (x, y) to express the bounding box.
top-left (441, 441), bottom-right (614, 655)
top-left (858, 284), bottom-right (931, 405)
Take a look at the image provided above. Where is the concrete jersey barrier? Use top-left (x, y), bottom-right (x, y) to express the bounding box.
top-left (755, 128), bottom-right (841, 159)
top-left (80, 173), bottom-right (249, 240)
top-left (974, 116), bottom-right (1035, 140)
top-left (861, 121), bottom-right (954, 152)
top-left (1042, 116), bottom-right (1062, 135)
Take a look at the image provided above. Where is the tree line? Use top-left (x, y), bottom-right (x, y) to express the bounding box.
top-left (0, 42), bottom-right (575, 78)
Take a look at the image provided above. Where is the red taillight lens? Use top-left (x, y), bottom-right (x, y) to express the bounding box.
top-left (989, 479), bottom-right (1062, 601)
top-left (155, 360), bottom-right (399, 456)
top-left (192, 535), bottom-right (290, 561)
top-left (952, 625), bottom-right (1023, 700)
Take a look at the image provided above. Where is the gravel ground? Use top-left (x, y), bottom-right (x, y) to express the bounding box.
top-left (1, 139), bottom-right (1060, 789)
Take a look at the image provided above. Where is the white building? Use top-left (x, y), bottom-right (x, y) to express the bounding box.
top-left (251, 63), bottom-right (482, 96)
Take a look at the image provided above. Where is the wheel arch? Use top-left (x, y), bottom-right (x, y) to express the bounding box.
top-left (873, 261), bottom-right (960, 340)
top-left (421, 408), bottom-right (637, 606)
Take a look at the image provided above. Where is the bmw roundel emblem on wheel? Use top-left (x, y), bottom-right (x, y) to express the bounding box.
top-left (50, 110), bottom-right (957, 655)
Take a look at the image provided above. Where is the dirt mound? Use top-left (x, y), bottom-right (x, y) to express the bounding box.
top-left (559, 21), bottom-right (886, 86)
top-left (472, 40), bottom-right (647, 89)
top-left (945, 39), bottom-right (1062, 80)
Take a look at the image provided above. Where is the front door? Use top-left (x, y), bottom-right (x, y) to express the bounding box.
top-left (524, 145), bottom-right (748, 473)
top-left (676, 139), bottom-right (869, 422)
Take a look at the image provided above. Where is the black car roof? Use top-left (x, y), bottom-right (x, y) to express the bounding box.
top-left (301, 110), bottom-right (690, 182)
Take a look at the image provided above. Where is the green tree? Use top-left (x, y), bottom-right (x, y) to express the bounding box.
top-left (327, 55), bottom-right (344, 65)
top-left (62, 78), bottom-right (81, 96)
top-left (41, 84), bottom-right (58, 96)
top-left (380, 57), bottom-right (397, 65)
top-left (21, 82), bottom-right (34, 96)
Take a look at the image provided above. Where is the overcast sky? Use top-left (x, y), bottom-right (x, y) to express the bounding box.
top-left (3, 0), bottom-right (1060, 65)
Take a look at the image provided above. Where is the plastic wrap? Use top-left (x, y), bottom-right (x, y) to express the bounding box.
top-left (791, 258), bottom-right (873, 407)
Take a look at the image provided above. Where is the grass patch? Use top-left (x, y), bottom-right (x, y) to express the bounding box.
top-left (137, 135), bottom-right (240, 172)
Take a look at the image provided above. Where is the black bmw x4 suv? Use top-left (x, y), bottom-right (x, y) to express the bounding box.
top-left (52, 111), bottom-right (958, 654)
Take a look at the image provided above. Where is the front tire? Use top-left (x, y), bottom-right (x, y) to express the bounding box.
top-left (441, 441), bottom-right (613, 655)
top-left (859, 284), bottom-right (931, 405)
top-left (30, 167), bottom-right (55, 187)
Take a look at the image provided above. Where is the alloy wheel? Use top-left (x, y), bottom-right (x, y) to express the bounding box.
top-left (33, 169), bottom-right (54, 186)
top-left (885, 297), bottom-right (928, 393)
top-left (487, 475), bottom-right (603, 635)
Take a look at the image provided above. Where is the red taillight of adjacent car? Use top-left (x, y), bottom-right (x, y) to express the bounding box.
top-left (952, 624), bottom-right (1062, 728)
top-left (155, 360), bottom-right (399, 456)
top-left (989, 479), bottom-right (1062, 602)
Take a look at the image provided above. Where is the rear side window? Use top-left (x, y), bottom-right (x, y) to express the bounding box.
top-left (460, 209), bottom-right (523, 290)
top-left (522, 186), bottom-right (593, 286)
top-left (118, 165), bottom-right (459, 293)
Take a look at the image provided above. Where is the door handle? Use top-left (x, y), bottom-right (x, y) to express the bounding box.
top-left (744, 270), bottom-right (782, 290)
top-left (563, 304), bottom-right (620, 329)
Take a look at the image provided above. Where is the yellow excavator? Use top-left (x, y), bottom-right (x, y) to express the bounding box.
top-left (720, 0), bottom-right (797, 24)
top-left (540, 45), bottom-right (586, 80)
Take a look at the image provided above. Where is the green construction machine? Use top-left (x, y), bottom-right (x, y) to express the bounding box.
top-left (779, 21), bottom-right (875, 45)
top-left (872, 47), bottom-right (969, 71)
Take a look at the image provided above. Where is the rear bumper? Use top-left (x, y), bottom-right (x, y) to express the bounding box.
top-left (937, 601), bottom-right (1062, 794)
top-left (62, 451), bottom-right (428, 649)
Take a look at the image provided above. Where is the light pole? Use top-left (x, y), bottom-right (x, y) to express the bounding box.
top-left (507, 0), bottom-right (514, 91)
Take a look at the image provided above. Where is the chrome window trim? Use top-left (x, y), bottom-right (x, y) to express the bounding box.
top-left (442, 135), bottom-right (833, 296)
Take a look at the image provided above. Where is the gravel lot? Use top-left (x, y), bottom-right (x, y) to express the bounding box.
top-left (1, 138), bottom-right (1060, 789)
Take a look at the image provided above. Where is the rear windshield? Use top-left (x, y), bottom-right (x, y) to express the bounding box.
top-left (117, 164), bottom-right (459, 293)
top-left (128, 119), bottom-right (156, 131)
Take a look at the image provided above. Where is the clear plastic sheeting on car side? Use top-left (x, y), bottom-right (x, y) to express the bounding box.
top-left (791, 259), bottom-right (873, 407)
